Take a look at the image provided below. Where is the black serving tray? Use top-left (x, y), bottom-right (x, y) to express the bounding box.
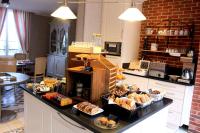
top-left (42, 96), bottom-right (77, 109)
top-left (101, 94), bottom-right (141, 121)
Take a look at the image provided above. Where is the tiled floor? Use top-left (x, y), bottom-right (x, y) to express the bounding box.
top-left (0, 87), bottom-right (24, 133)
top-left (0, 112), bottom-right (24, 133)
top-left (0, 87), bottom-right (188, 133)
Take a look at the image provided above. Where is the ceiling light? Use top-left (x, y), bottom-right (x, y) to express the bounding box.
top-left (51, 0), bottom-right (77, 20)
top-left (118, 1), bottom-right (146, 21)
top-left (1, 0), bottom-right (10, 8)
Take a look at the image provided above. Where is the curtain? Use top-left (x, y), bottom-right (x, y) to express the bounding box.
top-left (0, 7), bottom-right (7, 36)
top-left (13, 10), bottom-right (31, 54)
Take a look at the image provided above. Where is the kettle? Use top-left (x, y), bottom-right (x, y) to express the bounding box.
top-left (182, 68), bottom-right (193, 80)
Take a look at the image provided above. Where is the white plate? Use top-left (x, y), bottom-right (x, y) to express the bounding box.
top-left (73, 105), bottom-right (104, 116)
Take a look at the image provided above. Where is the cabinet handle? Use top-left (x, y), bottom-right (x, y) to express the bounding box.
top-left (57, 112), bottom-right (86, 130)
top-left (168, 111), bottom-right (173, 114)
top-left (166, 92), bottom-right (175, 96)
top-left (155, 82), bottom-right (176, 88)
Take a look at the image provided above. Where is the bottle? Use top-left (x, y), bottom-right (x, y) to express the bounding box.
top-left (92, 33), bottom-right (103, 48)
top-left (143, 36), bottom-right (148, 50)
top-left (76, 82), bottom-right (83, 97)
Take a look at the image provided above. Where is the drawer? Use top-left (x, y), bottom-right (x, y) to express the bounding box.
top-left (165, 89), bottom-right (185, 100)
top-left (167, 110), bottom-right (182, 127)
top-left (148, 79), bottom-right (185, 93)
top-left (168, 99), bottom-right (183, 113)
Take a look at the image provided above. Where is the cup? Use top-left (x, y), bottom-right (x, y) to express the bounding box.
top-left (146, 28), bottom-right (153, 35)
top-left (179, 30), bottom-right (184, 36)
top-left (151, 43), bottom-right (158, 51)
top-left (174, 30), bottom-right (179, 36)
top-left (184, 29), bottom-right (188, 36)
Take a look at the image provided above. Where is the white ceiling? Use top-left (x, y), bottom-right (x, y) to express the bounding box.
top-left (6, 0), bottom-right (77, 16)
top-left (4, 0), bottom-right (146, 16)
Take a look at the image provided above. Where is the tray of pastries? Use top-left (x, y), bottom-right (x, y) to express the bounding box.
top-left (73, 102), bottom-right (104, 116)
top-left (26, 83), bottom-right (50, 95)
top-left (43, 77), bottom-right (59, 89)
top-left (94, 116), bottom-right (119, 129)
top-left (127, 91), bottom-right (153, 108)
top-left (42, 92), bottom-right (75, 108)
top-left (110, 85), bottom-right (129, 97)
top-left (148, 89), bottom-right (165, 102)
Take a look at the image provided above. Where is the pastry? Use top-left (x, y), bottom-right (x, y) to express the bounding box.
top-left (59, 97), bottom-right (73, 106)
top-left (107, 120), bottom-right (116, 128)
top-left (128, 93), bottom-right (151, 104)
top-left (43, 77), bottom-right (58, 88)
top-left (98, 117), bottom-right (108, 126)
top-left (95, 117), bottom-right (117, 128)
top-left (76, 102), bottom-right (101, 115)
top-left (151, 90), bottom-right (160, 94)
top-left (111, 85), bottom-right (128, 96)
top-left (43, 92), bottom-right (58, 100)
top-left (114, 97), bottom-right (136, 110)
top-left (26, 83), bottom-right (33, 89)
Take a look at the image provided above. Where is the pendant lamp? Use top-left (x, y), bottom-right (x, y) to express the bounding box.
top-left (51, 0), bottom-right (77, 20)
top-left (118, 0), bottom-right (146, 21)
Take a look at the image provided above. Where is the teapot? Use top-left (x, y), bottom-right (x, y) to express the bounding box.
top-left (182, 68), bottom-right (193, 80)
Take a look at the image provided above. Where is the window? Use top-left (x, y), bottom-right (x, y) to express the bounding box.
top-left (0, 9), bottom-right (22, 56)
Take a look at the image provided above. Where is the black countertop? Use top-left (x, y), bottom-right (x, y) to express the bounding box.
top-left (123, 72), bottom-right (194, 86)
top-left (22, 87), bottom-right (172, 133)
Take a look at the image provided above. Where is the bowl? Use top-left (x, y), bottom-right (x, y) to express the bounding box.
top-left (149, 89), bottom-right (165, 102)
top-left (168, 75), bottom-right (180, 82)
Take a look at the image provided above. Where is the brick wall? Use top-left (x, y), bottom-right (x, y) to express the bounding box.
top-left (140, 0), bottom-right (200, 68)
top-left (140, 0), bottom-right (200, 132)
top-left (189, 43), bottom-right (200, 133)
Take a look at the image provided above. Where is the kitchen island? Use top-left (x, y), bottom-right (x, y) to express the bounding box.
top-left (22, 87), bottom-right (172, 133)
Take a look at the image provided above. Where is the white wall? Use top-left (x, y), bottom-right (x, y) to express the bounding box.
top-left (121, 3), bottom-right (142, 63)
top-left (75, 4), bottom-right (85, 41)
top-left (76, 1), bottom-right (102, 42)
top-left (75, 2), bottom-right (144, 67)
top-left (83, 2), bottom-right (102, 41)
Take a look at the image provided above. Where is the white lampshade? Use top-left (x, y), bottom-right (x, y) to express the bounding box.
top-left (51, 6), bottom-right (77, 20)
top-left (118, 7), bottom-right (146, 21)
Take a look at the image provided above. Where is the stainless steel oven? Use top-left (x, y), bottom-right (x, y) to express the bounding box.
top-left (104, 42), bottom-right (122, 56)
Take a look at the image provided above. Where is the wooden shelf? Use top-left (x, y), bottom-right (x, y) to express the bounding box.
top-left (142, 50), bottom-right (168, 53)
top-left (145, 34), bottom-right (189, 37)
top-left (67, 66), bottom-right (93, 75)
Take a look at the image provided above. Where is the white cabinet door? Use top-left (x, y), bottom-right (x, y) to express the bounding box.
top-left (24, 92), bottom-right (92, 133)
top-left (123, 74), bottom-right (149, 91)
top-left (52, 111), bottom-right (92, 133)
top-left (47, 55), bottom-right (55, 76)
top-left (54, 56), bottom-right (66, 77)
top-left (147, 79), bottom-right (185, 128)
top-left (24, 92), bottom-right (44, 133)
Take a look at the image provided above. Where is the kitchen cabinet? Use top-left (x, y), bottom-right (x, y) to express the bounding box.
top-left (123, 73), bottom-right (194, 129)
top-left (123, 74), bottom-right (149, 91)
top-left (47, 54), bottom-right (66, 78)
top-left (148, 79), bottom-right (194, 129)
top-left (47, 54), bottom-right (55, 76)
top-left (24, 91), bottom-right (51, 133)
top-left (24, 92), bottom-right (92, 133)
top-left (50, 20), bottom-right (69, 55)
top-left (24, 91), bottom-right (170, 133)
top-left (47, 19), bottom-right (69, 78)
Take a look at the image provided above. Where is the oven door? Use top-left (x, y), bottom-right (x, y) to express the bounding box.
top-left (104, 42), bottom-right (122, 56)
